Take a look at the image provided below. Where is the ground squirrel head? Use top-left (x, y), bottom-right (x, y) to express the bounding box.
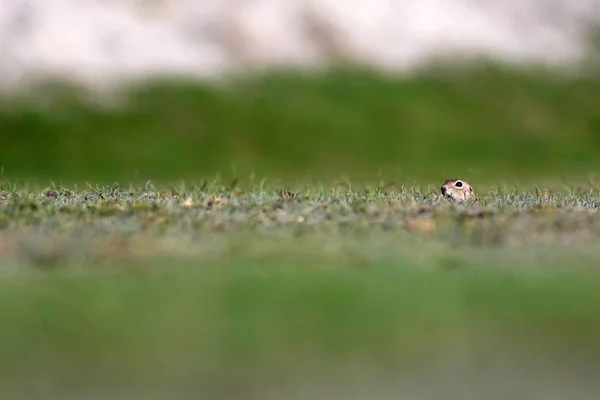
top-left (440, 179), bottom-right (475, 202)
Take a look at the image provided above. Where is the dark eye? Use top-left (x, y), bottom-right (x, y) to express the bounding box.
top-left (455, 181), bottom-right (463, 187)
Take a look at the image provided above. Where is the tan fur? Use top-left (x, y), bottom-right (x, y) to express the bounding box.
top-left (440, 179), bottom-right (475, 202)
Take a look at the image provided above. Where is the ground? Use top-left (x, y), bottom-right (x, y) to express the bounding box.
top-left (2, 61), bottom-right (600, 398)
top-left (1, 181), bottom-right (600, 399)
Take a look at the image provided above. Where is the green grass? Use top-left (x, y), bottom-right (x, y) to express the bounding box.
top-left (3, 62), bottom-right (600, 397)
top-left (1, 182), bottom-right (600, 398)
top-left (2, 64), bottom-right (600, 184)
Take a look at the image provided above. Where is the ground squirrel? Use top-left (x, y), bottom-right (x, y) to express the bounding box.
top-left (440, 179), bottom-right (475, 202)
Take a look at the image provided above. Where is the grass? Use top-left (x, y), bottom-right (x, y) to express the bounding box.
top-left (2, 64), bottom-right (600, 184)
top-left (1, 181), bottom-right (600, 399)
top-left (3, 61), bottom-right (600, 397)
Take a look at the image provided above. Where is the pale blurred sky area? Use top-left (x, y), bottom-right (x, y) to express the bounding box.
top-left (0, 0), bottom-right (598, 86)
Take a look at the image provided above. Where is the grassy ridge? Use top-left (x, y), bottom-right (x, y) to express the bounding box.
top-left (2, 64), bottom-right (600, 183)
top-left (1, 184), bottom-right (600, 397)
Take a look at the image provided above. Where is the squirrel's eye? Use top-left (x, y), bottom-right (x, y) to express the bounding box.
top-left (455, 181), bottom-right (463, 188)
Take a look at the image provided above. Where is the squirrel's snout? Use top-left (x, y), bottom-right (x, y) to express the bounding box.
top-left (440, 186), bottom-right (446, 195)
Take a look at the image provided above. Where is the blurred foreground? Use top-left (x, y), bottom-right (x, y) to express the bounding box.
top-left (0, 184), bottom-right (600, 399)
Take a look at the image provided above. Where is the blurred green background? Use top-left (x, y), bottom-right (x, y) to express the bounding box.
top-left (2, 63), bottom-right (600, 185)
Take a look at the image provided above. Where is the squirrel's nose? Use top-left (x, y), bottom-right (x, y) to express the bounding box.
top-left (440, 186), bottom-right (446, 195)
